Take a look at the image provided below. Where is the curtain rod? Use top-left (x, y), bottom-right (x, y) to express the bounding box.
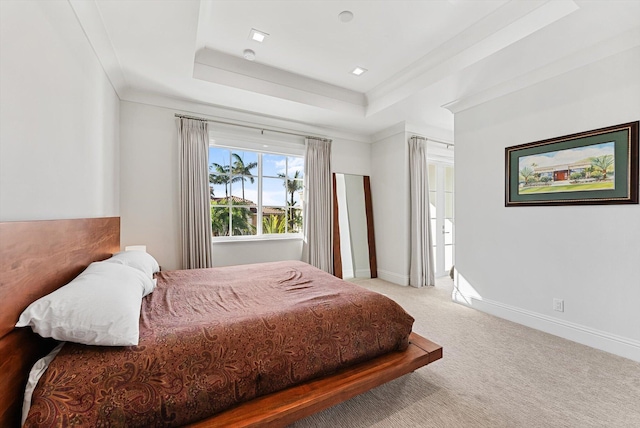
top-left (411, 134), bottom-right (454, 149)
top-left (175, 113), bottom-right (332, 142)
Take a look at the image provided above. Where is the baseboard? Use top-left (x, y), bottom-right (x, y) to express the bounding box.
top-left (452, 288), bottom-right (640, 363)
top-left (354, 268), bottom-right (371, 278)
top-left (377, 269), bottom-right (409, 286)
top-left (342, 269), bottom-right (354, 279)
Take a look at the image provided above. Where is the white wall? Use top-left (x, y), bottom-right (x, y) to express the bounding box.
top-left (371, 129), bottom-right (410, 285)
top-left (0, 1), bottom-right (119, 221)
top-left (119, 101), bottom-right (372, 270)
top-left (119, 102), bottom-right (180, 270)
top-left (454, 47), bottom-right (640, 362)
top-left (332, 139), bottom-right (371, 177)
top-left (211, 238), bottom-right (304, 268)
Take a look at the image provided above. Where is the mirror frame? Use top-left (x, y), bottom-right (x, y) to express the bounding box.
top-left (332, 173), bottom-right (377, 279)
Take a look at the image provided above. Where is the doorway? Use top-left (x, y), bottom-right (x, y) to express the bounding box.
top-left (428, 163), bottom-right (454, 278)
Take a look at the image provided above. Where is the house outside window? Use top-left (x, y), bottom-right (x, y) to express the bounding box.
top-left (209, 146), bottom-right (304, 238)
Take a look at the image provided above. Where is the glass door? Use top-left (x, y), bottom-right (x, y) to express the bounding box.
top-left (428, 163), bottom-right (455, 277)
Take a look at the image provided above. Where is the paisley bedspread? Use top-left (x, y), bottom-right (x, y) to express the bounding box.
top-left (24, 260), bottom-right (414, 427)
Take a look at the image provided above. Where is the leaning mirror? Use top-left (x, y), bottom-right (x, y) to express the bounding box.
top-left (333, 173), bottom-right (377, 279)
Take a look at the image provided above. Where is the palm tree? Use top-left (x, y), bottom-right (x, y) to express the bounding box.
top-left (209, 162), bottom-right (230, 197)
top-left (279, 170), bottom-right (303, 206)
top-left (286, 208), bottom-right (303, 233)
top-left (278, 170), bottom-right (303, 230)
top-left (519, 166), bottom-right (535, 186)
top-left (231, 153), bottom-right (257, 200)
top-left (590, 155), bottom-right (614, 180)
top-left (531, 162), bottom-right (540, 180)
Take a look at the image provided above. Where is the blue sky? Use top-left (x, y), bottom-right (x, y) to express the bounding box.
top-left (209, 147), bottom-right (303, 206)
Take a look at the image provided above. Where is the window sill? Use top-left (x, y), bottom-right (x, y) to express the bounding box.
top-left (212, 234), bottom-right (303, 244)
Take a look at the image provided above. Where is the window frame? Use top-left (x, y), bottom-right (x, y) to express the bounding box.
top-left (209, 143), bottom-right (304, 242)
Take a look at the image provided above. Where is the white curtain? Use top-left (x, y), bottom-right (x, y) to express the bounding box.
top-left (177, 117), bottom-right (213, 269)
top-left (409, 136), bottom-right (435, 287)
top-left (302, 137), bottom-right (333, 273)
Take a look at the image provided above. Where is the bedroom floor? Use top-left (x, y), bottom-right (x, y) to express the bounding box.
top-left (290, 277), bottom-right (640, 428)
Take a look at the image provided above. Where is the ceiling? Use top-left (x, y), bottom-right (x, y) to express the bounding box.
top-left (73, 0), bottom-right (640, 140)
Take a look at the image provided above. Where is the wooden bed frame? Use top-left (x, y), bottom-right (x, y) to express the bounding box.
top-left (0, 217), bottom-right (442, 428)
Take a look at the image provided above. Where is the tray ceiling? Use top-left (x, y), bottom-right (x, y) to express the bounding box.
top-left (72, 0), bottom-right (640, 139)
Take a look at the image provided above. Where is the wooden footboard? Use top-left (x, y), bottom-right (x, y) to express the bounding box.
top-left (187, 332), bottom-right (442, 428)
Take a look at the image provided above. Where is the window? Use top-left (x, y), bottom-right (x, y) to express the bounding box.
top-left (208, 146), bottom-right (304, 237)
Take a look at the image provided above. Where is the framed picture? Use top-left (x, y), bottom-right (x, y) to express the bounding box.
top-left (505, 121), bottom-right (638, 206)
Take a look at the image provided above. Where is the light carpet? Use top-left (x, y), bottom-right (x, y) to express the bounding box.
top-left (290, 277), bottom-right (640, 428)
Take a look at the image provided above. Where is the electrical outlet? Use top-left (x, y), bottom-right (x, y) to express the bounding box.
top-left (553, 298), bottom-right (564, 312)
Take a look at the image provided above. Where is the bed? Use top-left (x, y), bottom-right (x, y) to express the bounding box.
top-left (0, 217), bottom-right (442, 427)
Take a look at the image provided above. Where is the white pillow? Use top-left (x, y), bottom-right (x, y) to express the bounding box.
top-left (15, 262), bottom-right (154, 346)
top-left (103, 251), bottom-right (160, 279)
top-left (22, 342), bottom-right (65, 426)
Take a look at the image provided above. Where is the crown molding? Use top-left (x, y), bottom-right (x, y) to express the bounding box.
top-left (405, 122), bottom-right (454, 144)
top-left (443, 27), bottom-right (640, 114)
top-left (68, 0), bottom-right (127, 98)
top-left (370, 122), bottom-right (408, 143)
top-left (121, 89), bottom-right (371, 144)
top-left (365, 0), bottom-right (578, 117)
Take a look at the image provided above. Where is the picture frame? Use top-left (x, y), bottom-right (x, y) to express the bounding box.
top-left (505, 121), bottom-right (639, 206)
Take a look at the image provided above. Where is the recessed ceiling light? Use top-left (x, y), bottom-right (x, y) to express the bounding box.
top-left (243, 49), bottom-right (256, 61)
top-left (249, 28), bottom-right (268, 43)
top-left (351, 67), bottom-right (367, 76)
top-left (338, 11), bottom-right (354, 23)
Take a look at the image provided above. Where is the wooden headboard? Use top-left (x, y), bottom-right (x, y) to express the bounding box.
top-left (0, 217), bottom-right (120, 427)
